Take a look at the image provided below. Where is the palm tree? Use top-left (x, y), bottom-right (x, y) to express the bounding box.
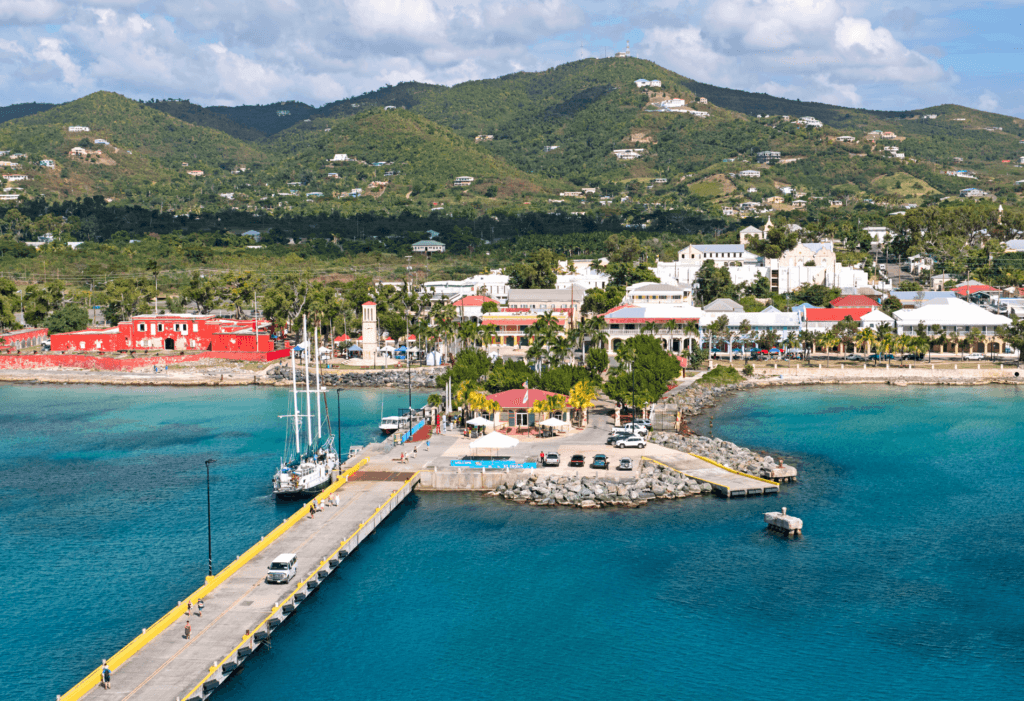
top-left (567, 379), bottom-right (598, 427)
top-left (738, 319), bottom-right (753, 358)
top-left (641, 320), bottom-right (659, 337)
top-left (929, 324), bottom-right (944, 362)
top-left (965, 327), bottom-right (985, 357)
top-left (684, 320), bottom-right (700, 351)
top-left (665, 319), bottom-right (678, 354)
top-left (856, 327), bottom-right (876, 358)
top-left (455, 379), bottom-right (482, 423)
top-left (799, 329), bottom-right (815, 365)
top-left (821, 330), bottom-right (838, 367)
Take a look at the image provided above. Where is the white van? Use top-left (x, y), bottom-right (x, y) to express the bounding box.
top-left (266, 553), bottom-right (297, 584)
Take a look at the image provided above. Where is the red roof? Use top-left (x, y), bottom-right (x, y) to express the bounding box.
top-left (600, 304), bottom-right (635, 317)
top-left (486, 388), bottom-right (564, 409)
top-left (806, 308), bottom-right (872, 322)
top-left (454, 295), bottom-right (497, 307)
top-left (334, 334), bottom-right (351, 342)
top-left (829, 295), bottom-right (879, 308)
top-left (362, 301), bottom-right (376, 306)
top-left (951, 284), bottom-right (998, 295)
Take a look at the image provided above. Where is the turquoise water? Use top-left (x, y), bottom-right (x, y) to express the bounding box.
top-left (4, 385), bottom-right (1024, 700)
top-left (0, 385), bottom-right (427, 700)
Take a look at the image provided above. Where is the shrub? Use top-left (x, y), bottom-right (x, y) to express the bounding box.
top-left (696, 365), bottom-right (743, 386)
top-left (742, 363), bottom-right (754, 376)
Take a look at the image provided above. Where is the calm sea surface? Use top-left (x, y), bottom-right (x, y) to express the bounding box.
top-left (3, 384), bottom-right (1024, 700)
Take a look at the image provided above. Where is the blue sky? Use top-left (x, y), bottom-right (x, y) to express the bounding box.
top-left (0, 0), bottom-right (1022, 116)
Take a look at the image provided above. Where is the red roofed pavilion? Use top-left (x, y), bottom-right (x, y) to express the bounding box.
top-left (486, 388), bottom-right (568, 429)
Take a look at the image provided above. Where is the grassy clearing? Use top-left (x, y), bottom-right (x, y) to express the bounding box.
top-left (695, 365), bottom-right (743, 385)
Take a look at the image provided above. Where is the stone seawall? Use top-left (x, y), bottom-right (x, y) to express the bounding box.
top-left (488, 462), bottom-right (710, 508)
top-left (267, 363), bottom-right (445, 388)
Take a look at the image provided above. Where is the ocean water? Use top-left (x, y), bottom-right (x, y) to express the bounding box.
top-left (4, 384), bottom-right (1024, 700)
top-left (0, 384), bottom-right (427, 700)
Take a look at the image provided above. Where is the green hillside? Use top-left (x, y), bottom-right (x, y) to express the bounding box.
top-left (0, 91), bottom-right (265, 203)
top-left (267, 108), bottom-right (557, 199)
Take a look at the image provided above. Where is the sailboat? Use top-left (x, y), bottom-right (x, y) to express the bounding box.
top-left (273, 317), bottom-right (340, 500)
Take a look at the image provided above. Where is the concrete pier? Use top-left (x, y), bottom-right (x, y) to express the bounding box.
top-left (644, 455), bottom-right (780, 497)
top-left (764, 507), bottom-right (803, 535)
top-left (67, 465), bottom-right (419, 701)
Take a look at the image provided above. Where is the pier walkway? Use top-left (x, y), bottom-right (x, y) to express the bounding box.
top-left (69, 463), bottom-right (419, 701)
top-left (644, 455), bottom-right (779, 497)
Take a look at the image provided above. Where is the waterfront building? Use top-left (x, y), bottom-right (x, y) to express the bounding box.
top-left (893, 298), bottom-right (1011, 353)
top-left (485, 388), bottom-right (570, 429)
top-left (481, 309), bottom-right (572, 348)
top-left (50, 314), bottom-right (273, 353)
top-left (0, 327), bottom-right (48, 351)
top-left (602, 304), bottom-right (702, 353)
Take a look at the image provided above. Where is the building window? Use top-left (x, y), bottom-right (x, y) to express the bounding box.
top-left (138, 323), bottom-right (145, 331)
top-left (625, 324), bottom-right (636, 330)
top-left (157, 324), bottom-right (163, 332)
top-left (193, 324), bottom-right (198, 331)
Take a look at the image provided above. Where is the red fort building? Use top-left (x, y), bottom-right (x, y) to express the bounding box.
top-left (50, 313), bottom-right (274, 354)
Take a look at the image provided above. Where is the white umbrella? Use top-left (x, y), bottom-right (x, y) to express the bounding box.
top-left (538, 417), bottom-right (568, 427)
top-left (467, 417), bottom-right (493, 427)
top-left (469, 432), bottom-right (519, 455)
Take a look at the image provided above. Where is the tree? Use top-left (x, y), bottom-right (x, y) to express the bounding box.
top-left (23, 281), bottom-right (65, 326)
top-left (506, 248), bottom-right (558, 289)
top-left (481, 300), bottom-right (498, 313)
top-left (881, 295), bottom-right (903, 315)
top-left (821, 329), bottom-right (838, 367)
top-left (439, 347), bottom-right (492, 389)
top-left (538, 365), bottom-right (595, 395)
top-left (567, 379), bottom-right (598, 426)
top-left (604, 335), bottom-right (680, 413)
top-left (793, 284), bottom-right (839, 307)
top-left (585, 345), bottom-right (609, 373)
top-left (0, 279), bottom-right (19, 331)
top-left (898, 280), bottom-right (923, 291)
top-left (693, 260), bottom-right (735, 304)
top-left (746, 224), bottom-right (798, 259)
top-left (262, 274), bottom-right (312, 334)
top-left (182, 273), bottom-right (221, 315)
top-left (1002, 316), bottom-right (1024, 366)
top-left (46, 304), bottom-right (89, 334)
top-left (102, 279), bottom-right (153, 324)
top-left (581, 285), bottom-right (625, 315)
top-left (485, 358), bottom-right (538, 393)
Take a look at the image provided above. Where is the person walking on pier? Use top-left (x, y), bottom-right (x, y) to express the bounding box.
top-left (186, 600), bottom-right (192, 617)
top-left (184, 620), bottom-right (192, 640)
top-left (101, 660), bottom-right (111, 689)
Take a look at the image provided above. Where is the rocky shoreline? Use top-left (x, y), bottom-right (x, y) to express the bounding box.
top-left (267, 364), bottom-right (444, 388)
top-left (489, 461), bottom-right (710, 508)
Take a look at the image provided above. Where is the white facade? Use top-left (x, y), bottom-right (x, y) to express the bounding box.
top-left (68, 126), bottom-right (90, 132)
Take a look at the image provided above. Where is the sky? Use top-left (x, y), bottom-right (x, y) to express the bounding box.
top-left (0, 0), bottom-right (1023, 116)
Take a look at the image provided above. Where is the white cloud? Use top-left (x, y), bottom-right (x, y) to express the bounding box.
top-left (34, 37), bottom-right (85, 88)
top-left (978, 90), bottom-right (999, 112)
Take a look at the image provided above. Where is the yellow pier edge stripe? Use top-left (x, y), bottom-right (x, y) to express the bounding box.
top-left (59, 458), bottom-right (370, 701)
top-left (687, 453), bottom-right (780, 486)
top-left (182, 470), bottom-right (422, 701)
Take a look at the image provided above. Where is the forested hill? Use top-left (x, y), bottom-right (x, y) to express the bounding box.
top-left (0, 102), bottom-right (57, 125)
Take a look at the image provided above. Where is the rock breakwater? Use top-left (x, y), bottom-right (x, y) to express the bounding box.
top-left (267, 364), bottom-right (444, 388)
top-left (488, 462), bottom-right (710, 508)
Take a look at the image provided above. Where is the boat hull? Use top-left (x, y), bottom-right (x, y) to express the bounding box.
top-left (273, 477), bottom-right (332, 501)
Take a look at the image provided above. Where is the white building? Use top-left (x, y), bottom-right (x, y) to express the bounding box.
top-left (738, 169), bottom-right (761, 178)
top-left (68, 126), bottom-right (90, 132)
top-left (613, 149), bottom-right (644, 160)
top-left (454, 176), bottom-right (475, 186)
top-left (893, 298), bottom-right (1011, 352)
top-left (332, 154), bottom-right (349, 162)
top-left (623, 282), bottom-right (693, 305)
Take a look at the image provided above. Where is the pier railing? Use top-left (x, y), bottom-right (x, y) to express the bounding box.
top-left (59, 457), bottom-right (370, 701)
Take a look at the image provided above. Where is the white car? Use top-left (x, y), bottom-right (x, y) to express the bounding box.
top-left (266, 553), bottom-right (297, 584)
top-left (615, 435), bottom-right (646, 449)
top-left (621, 422), bottom-right (648, 435)
top-left (964, 353), bottom-right (984, 361)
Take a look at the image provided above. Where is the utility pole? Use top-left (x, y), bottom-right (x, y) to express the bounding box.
top-left (205, 458), bottom-right (216, 578)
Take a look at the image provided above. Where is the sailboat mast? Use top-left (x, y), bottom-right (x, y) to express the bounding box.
top-left (290, 348), bottom-right (301, 450)
top-left (314, 327), bottom-right (322, 440)
top-left (303, 316), bottom-right (312, 449)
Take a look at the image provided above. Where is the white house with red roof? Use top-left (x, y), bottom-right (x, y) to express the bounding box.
top-left (803, 307), bottom-right (873, 331)
top-left (485, 388), bottom-right (569, 429)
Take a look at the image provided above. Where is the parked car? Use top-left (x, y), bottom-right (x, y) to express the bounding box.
top-left (607, 432), bottom-right (635, 445)
top-left (635, 418), bottom-right (652, 428)
top-left (621, 422), bottom-right (648, 435)
top-left (568, 454), bottom-right (585, 468)
top-left (615, 435), bottom-right (647, 449)
top-left (902, 353), bottom-right (924, 361)
top-left (964, 352), bottom-right (984, 361)
top-left (845, 353), bottom-right (865, 361)
top-left (868, 353), bottom-right (895, 361)
top-left (542, 452), bottom-right (560, 467)
top-left (617, 458), bottom-right (634, 471)
top-left (592, 454), bottom-right (610, 469)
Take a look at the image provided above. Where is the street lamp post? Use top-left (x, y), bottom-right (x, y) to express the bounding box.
top-left (335, 388), bottom-right (343, 442)
top-left (205, 459), bottom-right (216, 578)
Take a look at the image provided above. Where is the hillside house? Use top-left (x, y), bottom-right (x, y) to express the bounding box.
top-left (454, 176), bottom-right (474, 186)
top-left (68, 126), bottom-right (90, 132)
top-left (837, 136), bottom-right (855, 142)
top-left (613, 149), bottom-right (644, 160)
top-left (722, 207), bottom-right (736, 216)
top-left (544, 145), bottom-right (559, 152)
top-left (756, 151), bottom-right (781, 164)
top-left (688, 111), bottom-right (710, 118)
top-left (327, 172), bottom-right (339, 178)
top-left (0, 194), bottom-right (19, 201)
top-left (738, 169), bottom-right (761, 178)
top-left (659, 98), bottom-right (687, 110)
top-left (698, 97), bottom-right (707, 104)
top-left (331, 154), bottom-right (348, 162)
top-left (94, 139), bottom-right (109, 145)
top-left (634, 79), bottom-right (651, 88)
top-left (581, 188), bottom-right (597, 194)
top-left (960, 188), bottom-right (986, 198)
top-left (40, 159), bottom-right (55, 168)
top-left (412, 240), bottom-right (446, 256)
top-left (881, 131), bottom-right (897, 139)
top-left (186, 170), bottom-right (204, 177)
